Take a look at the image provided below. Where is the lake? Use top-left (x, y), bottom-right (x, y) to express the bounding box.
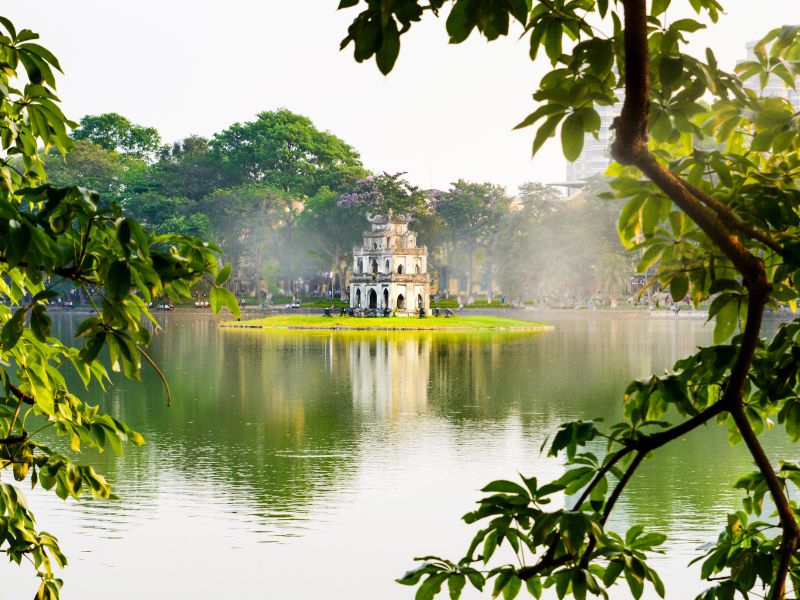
top-left (0, 311), bottom-right (786, 599)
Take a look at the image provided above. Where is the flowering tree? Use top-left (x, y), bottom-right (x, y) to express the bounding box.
top-left (337, 171), bottom-right (425, 215)
top-left (338, 1), bottom-right (800, 598)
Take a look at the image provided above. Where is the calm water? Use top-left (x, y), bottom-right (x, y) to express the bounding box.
top-left (0, 312), bottom-right (787, 599)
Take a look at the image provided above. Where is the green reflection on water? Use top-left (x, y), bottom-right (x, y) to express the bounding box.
top-left (19, 312), bottom-right (793, 599)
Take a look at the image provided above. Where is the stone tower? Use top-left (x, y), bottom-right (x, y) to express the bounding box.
top-left (350, 210), bottom-right (430, 315)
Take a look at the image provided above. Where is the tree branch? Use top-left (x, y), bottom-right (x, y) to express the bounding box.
top-left (9, 384), bottom-right (34, 406)
top-left (571, 447), bottom-right (633, 510)
top-left (732, 402), bottom-right (800, 600)
top-left (138, 346), bottom-right (172, 407)
top-left (678, 180), bottom-right (784, 256)
top-left (0, 431), bottom-right (26, 445)
top-left (518, 401), bottom-right (730, 581)
top-left (611, 0), bottom-right (795, 596)
top-left (611, 0), bottom-right (763, 283)
top-left (0, 255), bottom-right (92, 284)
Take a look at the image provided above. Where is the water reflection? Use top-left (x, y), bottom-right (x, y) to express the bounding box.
top-left (1, 313), bottom-right (792, 599)
top-left (350, 334), bottom-right (431, 417)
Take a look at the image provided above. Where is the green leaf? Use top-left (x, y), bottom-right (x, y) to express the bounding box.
top-left (561, 112), bottom-right (585, 162)
top-left (572, 570), bottom-right (587, 600)
top-left (30, 304), bottom-right (51, 342)
top-left (633, 532), bottom-right (667, 549)
top-left (465, 569), bottom-right (485, 590)
top-left (513, 103), bottom-right (566, 130)
top-left (713, 297), bottom-right (739, 343)
top-left (398, 564), bottom-right (427, 586)
top-left (670, 18), bottom-right (706, 33)
top-left (210, 286), bottom-right (241, 319)
top-left (659, 55), bottom-right (683, 87)
top-left (106, 260), bottom-right (131, 302)
top-left (215, 264), bottom-right (233, 286)
top-left (532, 113), bottom-right (564, 157)
top-left (603, 560), bottom-right (624, 586)
top-left (543, 19), bottom-right (563, 63)
top-left (2, 308), bottom-right (27, 350)
top-left (7, 219), bottom-right (31, 266)
top-left (481, 480), bottom-right (529, 496)
top-left (20, 42), bottom-right (62, 71)
top-left (525, 578), bottom-right (542, 598)
top-left (492, 572), bottom-right (511, 597)
top-left (376, 19), bottom-right (400, 75)
top-left (625, 566), bottom-right (644, 600)
top-left (33, 290), bottom-right (59, 302)
top-left (669, 274), bottom-right (688, 302)
top-left (651, 0), bottom-right (671, 17)
top-left (447, 0), bottom-right (477, 43)
top-left (637, 244), bottom-right (664, 273)
top-left (417, 574), bottom-right (447, 600)
top-left (778, 399), bottom-right (800, 442)
top-left (502, 575), bottom-right (521, 600)
top-left (447, 574), bottom-right (466, 599)
top-left (483, 528), bottom-right (499, 562)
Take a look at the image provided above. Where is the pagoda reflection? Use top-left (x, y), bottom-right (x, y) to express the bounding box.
top-left (348, 334), bottom-right (431, 418)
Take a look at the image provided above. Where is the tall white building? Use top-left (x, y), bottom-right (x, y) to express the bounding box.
top-left (565, 102), bottom-right (622, 183)
top-left (741, 41), bottom-right (800, 108)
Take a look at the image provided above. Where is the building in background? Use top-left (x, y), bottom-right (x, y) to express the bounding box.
top-left (564, 38), bottom-right (800, 184)
top-left (565, 102), bottom-right (622, 184)
top-left (741, 41), bottom-right (800, 107)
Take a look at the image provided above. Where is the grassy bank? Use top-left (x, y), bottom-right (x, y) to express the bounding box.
top-left (221, 314), bottom-right (550, 332)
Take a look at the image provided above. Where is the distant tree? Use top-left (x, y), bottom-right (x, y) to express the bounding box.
top-left (339, 2), bottom-right (800, 599)
top-left (435, 180), bottom-right (512, 300)
top-left (122, 192), bottom-right (212, 239)
top-left (200, 183), bottom-right (294, 301)
top-left (43, 140), bottom-right (124, 202)
top-left (0, 18), bottom-right (237, 599)
top-left (210, 109), bottom-right (366, 195)
top-left (518, 181), bottom-right (562, 218)
top-left (152, 135), bottom-right (227, 200)
top-left (493, 182), bottom-right (561, 300)
top-left (72, 112), bottom-right (161, 161)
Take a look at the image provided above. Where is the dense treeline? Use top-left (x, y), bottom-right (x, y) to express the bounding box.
top-left (45, 109), bottom-right (631, 304)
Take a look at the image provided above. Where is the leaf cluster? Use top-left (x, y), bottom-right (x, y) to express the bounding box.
top-left (0, 17), bottom-right (238, 597)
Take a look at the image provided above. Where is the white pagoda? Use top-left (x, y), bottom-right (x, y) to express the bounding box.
top-left (350, 211), bottom-right (430, 315)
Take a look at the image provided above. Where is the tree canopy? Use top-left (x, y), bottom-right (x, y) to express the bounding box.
top-left (72, 112), bottom-right (161, 161)
top-left (337, 1), bottom-right (800, 599)
top-left (49, 108), bottom-right (626, 306)
top-left (209, 108), bottom-right (366, 195)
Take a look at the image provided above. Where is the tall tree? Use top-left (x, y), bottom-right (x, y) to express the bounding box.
top-left (43, 140), bottom-right (124, 202)
top-left (339, 2), bottom-right (800, 599)
top-left (152, 135), bottom-right (228, 200)
top-left (199, 183), bottom-right (294, 301)
top-left (435, 180), bottom-right (512, 300)
top-left (72, 113), bottom-right (161, 161)
top-left (493, 182), bottom-right (561, 300)
top-left (210, 109), bottom-right (365, 195)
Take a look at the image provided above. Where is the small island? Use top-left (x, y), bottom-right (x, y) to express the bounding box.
top-left (221, 315), bottom-right (551, 332)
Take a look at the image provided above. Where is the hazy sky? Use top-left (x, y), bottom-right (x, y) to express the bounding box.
top-left (5, 2), bottom-right (799, 193)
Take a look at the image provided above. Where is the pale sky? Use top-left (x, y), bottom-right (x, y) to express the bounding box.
top-left (5, 1), bottom-right (799, 193)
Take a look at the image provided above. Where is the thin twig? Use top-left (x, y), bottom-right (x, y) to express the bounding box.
top-left (138, 346), bottom-right (172, 407)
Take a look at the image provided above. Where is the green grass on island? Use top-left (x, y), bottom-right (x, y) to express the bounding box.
top-left (221, 314), bottom-right (550, 332)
